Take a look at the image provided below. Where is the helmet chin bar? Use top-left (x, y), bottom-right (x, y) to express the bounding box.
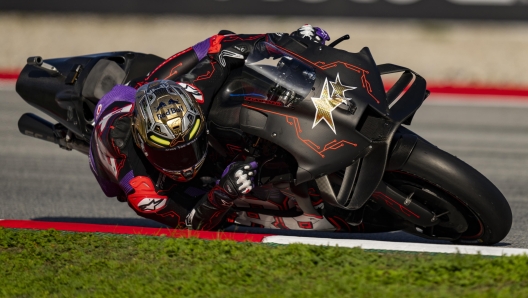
top-left (155, 147), bottom-right (208, 182)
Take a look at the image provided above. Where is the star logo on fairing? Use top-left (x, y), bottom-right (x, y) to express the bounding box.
top-left (311, 74), bottom-right (356, 134)
top-left (330, 73), bottom-right (356, 99)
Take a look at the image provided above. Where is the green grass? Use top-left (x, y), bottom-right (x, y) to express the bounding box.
top-left (1, 228), bottom-right (528, 298)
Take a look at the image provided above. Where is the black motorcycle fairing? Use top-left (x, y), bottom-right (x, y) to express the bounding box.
top-left (240, 41), bottom-right (381, 183)
top-left (239, 40), bottom-right (427, 210)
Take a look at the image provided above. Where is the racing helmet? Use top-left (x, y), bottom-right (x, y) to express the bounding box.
top-left (132, 80), bottom-right (207, 182)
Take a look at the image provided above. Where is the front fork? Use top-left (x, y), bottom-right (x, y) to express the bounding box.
top-left (371, 131), bottom-right (439, 227)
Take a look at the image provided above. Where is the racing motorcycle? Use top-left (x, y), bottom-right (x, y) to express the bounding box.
top-left (15, 34), bottom-right (512, 245)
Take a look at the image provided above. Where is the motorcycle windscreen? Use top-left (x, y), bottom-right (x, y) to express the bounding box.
top-left (241, 41), bottom-right (316, 107)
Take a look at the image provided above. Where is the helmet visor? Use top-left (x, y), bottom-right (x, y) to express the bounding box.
top-left (143, 131), bottom-right (207, 172)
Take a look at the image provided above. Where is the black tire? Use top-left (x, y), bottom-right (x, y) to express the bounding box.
top-left (388, 137), bottom-right (512, 245)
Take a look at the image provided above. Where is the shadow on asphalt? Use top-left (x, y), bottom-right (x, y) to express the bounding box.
top-left (32, 217), bottom-right (512, 246)
top-left (33, 216), bottom-right (461, 245)
top-left (33, 217), bottom-right (166, 228)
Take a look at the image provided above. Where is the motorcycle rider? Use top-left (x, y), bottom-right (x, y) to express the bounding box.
top-left (90, 25), bottom-right (332, 230)
top-left (90, 80), bottom-right (258, 230)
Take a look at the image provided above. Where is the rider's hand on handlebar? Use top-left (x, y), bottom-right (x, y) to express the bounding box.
top-left (217, 160), bottom-right (258, 198)
top-left (291, 24), bottom-right (331, 45)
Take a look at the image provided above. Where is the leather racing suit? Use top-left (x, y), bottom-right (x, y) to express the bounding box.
top-left (90, 25), bottom-right (360, 232)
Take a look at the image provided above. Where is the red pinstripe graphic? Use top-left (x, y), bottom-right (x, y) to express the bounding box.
top-left (331, 216), bottom-right (352, 232)
top-left (303, 213), bottom-right (324, 219)
top-left (389, 170), bottom-right (484, 240)
top-left (158, 211), bottom-right (184, 227)
top-left (279, 190), bottom-right (324, 219)
top-left (246, 212), bottom-right (260, 219)
top-left (200, 210), bottom-right (224, 231)
top-left (265, 196), bottom-right (290, 211)
top-left (225, 144), bottom-right (242, 156)
top-left (372, 191), bottom-right (420, 219)
top-left (311, 199), bottom-right (323, 206)
top-left (193, 61), bottom-right (217, 82)
top-left (242, 104), bottom-right (357, 158)
top-left (165, 62), bottom-right (183, 79)
top-left (156, 182), bottom-right (178, 195)
top-left (274, 45), bottom-right (381, 104)
top-left (145, 47), bottom-right (193, 82)
top-left (327, 217), bottom-right (345, 232)
top-left (248, 203), bottom-right (264, 209)
top-left (281, 196), bottom-right (291, 210)
top-left (272, 217), bottom-right (289, 229)
top-left (221, 34), bottom-right (265, 43)
top-left (298, 221), bottom-right (313, 229)
top-left (358, 223), bottom-right (365, 232)
top-left (159, 211), bottom-right (178, 218)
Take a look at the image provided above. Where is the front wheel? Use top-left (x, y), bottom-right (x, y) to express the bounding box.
top-left (383, 136), bottom-right (512, 245)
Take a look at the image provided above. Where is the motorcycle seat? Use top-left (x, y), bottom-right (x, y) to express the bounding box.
top-left (82, 59), bottom-right (126, 101)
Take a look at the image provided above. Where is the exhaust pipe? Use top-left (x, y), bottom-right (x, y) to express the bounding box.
top-left (18, 113), bottom-right (59, 145)
top-left (18, 113), bottom-right (90, 155)
top-left (26, 56), bottom-right (62, 76)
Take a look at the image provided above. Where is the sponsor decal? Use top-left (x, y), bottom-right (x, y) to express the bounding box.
top-left (217, 50), bottom-right (245, 67)
top-left (298, 221), bottom-right (314, 229)
top-left (234, 45), bottom-right (247, 53)
top-left (155, 102), bottom-right (167, 112)
top-left (95, 104), bottom-right (102, 118)
top-left (243, 96), bottom-right (284, 107)
top-left (156, 107), bottom-right (183, 120)
top-left (311, 73), bottom-right (356, 134)
top-left (155, 97), bottom-right (184, 119)
top-left (138, 198), bottom-right (167, 211)
top-left (167, 98), bottom-right (180, 105)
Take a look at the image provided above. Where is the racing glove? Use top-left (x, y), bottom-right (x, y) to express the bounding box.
top-left (187, 160), bottom-right (258, 230)
top-left (290, 24), bottom-right (331, 45)
top-left (217, 160), bottom-right (258, 198)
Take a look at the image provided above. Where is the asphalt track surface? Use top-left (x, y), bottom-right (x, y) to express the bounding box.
top-left (2, 87), bottom-right (528, 248)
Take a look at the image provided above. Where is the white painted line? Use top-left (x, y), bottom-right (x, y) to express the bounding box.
top-left (262, 236), bottom-right (528, 256)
